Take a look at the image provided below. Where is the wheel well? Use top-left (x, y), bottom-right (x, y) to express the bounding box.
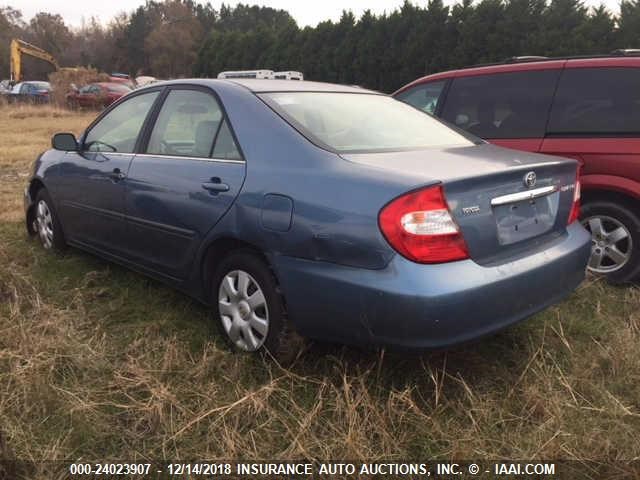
top-left (201, 237), bottom-right (274, 301)
top-left (581, 189), bottom-right (640, 212)
top-left (29, 178), bottom-right (46, 200)
top-left (26, 179), bottom-right (46, 235)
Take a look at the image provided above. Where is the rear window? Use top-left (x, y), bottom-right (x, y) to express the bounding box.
top-left (441, 70), bottom-right (560, 139)
top-left (548, 67), bottom-right (640, 135)
top-left (260, 92), bottom-right (474, 153)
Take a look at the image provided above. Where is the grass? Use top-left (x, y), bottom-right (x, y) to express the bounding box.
top-left (0, 104), bottom-right (639, 478)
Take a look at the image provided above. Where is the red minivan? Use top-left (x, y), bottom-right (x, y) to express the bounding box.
top-left (395, 55), bottom-right (640, 283)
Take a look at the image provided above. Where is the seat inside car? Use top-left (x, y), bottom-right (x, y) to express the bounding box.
top-left (194, 120), bottom-right (220, 157)
top-left (467, 99), bottom-right (500, 137)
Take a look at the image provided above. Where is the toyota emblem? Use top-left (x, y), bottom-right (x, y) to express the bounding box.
top-left (523, 171), bottom-right (537, 188)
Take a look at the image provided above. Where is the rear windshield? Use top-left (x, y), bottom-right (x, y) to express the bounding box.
top-left (260, 92), bottom-right (475, 153)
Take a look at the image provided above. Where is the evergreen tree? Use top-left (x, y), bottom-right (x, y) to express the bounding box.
top-left (618, 0), bottom-right (640, 48)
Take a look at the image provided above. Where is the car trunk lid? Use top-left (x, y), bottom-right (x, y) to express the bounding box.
top-left (342, 144), bottom-right (579, 265)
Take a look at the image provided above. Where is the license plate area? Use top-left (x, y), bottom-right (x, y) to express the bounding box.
top-left (493, 191), bottom-right (559, 245)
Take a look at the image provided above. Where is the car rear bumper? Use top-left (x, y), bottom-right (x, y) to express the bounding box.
top-left (273, 222), bottom-right (592, 349)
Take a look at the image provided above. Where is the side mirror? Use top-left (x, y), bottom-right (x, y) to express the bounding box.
top-left (52, 133), bottom-right (79, 151)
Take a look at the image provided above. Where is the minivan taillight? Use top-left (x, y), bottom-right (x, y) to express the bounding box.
top-left (379, 185), bottom-right (469, 263)
top-left (567, 166), bottom-right (582, 224)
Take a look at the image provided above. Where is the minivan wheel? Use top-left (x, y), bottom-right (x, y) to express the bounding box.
top-left (581, 201), bottom-right (640, 284)
top-left (34, 189), bottom-right (66, 252)
top-left (211, 250), bottom-right (298, 357)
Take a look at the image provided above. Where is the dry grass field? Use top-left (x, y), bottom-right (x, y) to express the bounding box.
top-left (0, 104), bottom-right (639, 479)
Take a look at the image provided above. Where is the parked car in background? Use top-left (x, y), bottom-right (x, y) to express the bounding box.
top-left (66, 82), bottom-right (132, 109)
top-left (7, 81), bottom-right (51, 103)
top-left (24, 78), bottom-right (590, 355)
top-left (394, 54), bottom-right (640, 283)
top-left (109, 73), bottom-right (136, 89)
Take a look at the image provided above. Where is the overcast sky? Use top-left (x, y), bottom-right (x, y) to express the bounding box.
top-left (12, 0), bottom-right (624, 28)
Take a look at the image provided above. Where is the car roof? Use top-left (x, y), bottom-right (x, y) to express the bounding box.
top-left (142, 78), bottom-right (380, 95)
top-left (394, 56), bottom-right (640, 95)
top-left (225, 79), bottom-right (378, 93)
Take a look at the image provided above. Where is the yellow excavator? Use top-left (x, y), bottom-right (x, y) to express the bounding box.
top-left (10, 38), bottom-right (60, 82)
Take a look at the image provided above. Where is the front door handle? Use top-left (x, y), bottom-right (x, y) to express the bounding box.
top-left (202, 177), bottom-right (229, 193)
top-left (109, 168), bottom-right (126, 181)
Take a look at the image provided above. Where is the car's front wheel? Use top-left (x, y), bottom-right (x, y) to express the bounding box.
top-left (33, 189), bottom-right (66, 252)
top-left (211, 250), bottom-right (300, 358)
top-left (581, 200), bottom-right (640, 284)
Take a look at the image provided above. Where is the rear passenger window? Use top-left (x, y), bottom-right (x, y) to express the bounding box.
top-left (396, 81), bottom-right (446, 115)
top-left (212, 120), bottom-right (242, 160)
top-left (548, 68), bottom-right (640, 135)
top-left (441, 70), bottom-right (560, 139)
top-left (147, 90), bottom-right (223, 158)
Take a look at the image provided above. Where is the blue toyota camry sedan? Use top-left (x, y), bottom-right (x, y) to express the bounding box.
top-left (24, 78), bottom-right (591, 355)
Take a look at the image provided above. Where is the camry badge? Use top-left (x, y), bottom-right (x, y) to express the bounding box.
top-left (462, 205), bottom-right (481, 215)
top-left (523, 171), bottom-right (537, 188)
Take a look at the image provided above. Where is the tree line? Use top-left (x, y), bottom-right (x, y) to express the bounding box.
top-left (2, 0), bottom-right (640, 93)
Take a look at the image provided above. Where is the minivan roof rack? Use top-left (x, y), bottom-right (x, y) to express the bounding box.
top-left (467, 51), bottom-right (640, 69)
top-left (610, 49), bottom-right (640, 56)
top-left (503, 56), bottom-right (549, 63)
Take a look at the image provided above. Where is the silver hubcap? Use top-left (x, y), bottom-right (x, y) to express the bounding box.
top-left (36, 200), bottom-right (54, 249)
top-left (582, 215), bottom-right (633, 273)
top-left (218, 270), bottom-right (268, 351)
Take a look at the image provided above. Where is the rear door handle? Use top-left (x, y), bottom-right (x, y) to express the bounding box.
top-left (202, 177), bottom-right (229, 193)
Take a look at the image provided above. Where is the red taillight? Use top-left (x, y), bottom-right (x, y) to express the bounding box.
top-left (379, 185), bottom-right (469, 263)
top-left (567, 166), bottom-right (582, 224)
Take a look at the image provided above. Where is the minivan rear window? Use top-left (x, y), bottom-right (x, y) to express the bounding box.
top-left (260, 92), bottom-right (475, 153)
top-left (548, 67), bottom-right (640, 135)
top-left (441, 70), bottom-right (560, 139)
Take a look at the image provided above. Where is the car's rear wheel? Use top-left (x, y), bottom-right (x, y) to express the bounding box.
top-left (581, 201), bottom-right (640, 284)
top-left (34, 189), bottom-right (66, 252)
top-left (211, 250), bottom-right (301, 358)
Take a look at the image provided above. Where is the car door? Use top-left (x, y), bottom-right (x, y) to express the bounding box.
top-left (123, 86), bottom-right (246, 280)
top-left (77, 85), bottom-right (92, 107)
top-left (77, 84), bottom-right (96, 107)
top-left (20, 82), bottom-right (34, 101)
top-left (56, 89), bottom-right (161, 255)
top-left (438, 69), bottom-right (562, 153)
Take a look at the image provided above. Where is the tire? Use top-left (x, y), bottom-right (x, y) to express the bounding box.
top-left (210, 250), bottom-right (302, 359)
top-left (33, 189), bottom-right (66, 252)
top-left (581, 200), bottom-right (640, 284)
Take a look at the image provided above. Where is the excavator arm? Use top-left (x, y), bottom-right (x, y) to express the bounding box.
top-left (10, 39), bottom-right (60, 82)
